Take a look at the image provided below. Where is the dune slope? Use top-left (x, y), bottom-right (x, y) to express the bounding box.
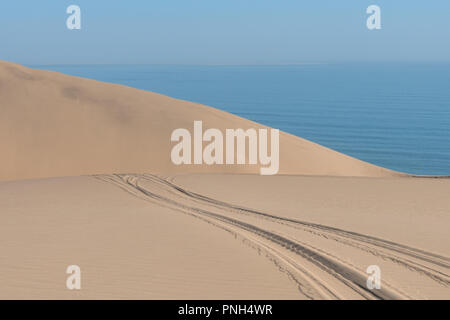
top-left (0, 60), bottom-right (397, 181)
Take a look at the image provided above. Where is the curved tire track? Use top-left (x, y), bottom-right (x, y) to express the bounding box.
top-left (94, 173), bottom-right (449, 299)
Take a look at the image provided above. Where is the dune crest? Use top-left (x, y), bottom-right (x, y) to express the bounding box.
top-left (0, 60), bottom-right (398, 181)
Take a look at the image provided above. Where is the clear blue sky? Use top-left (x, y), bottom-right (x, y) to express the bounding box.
top-left (1, 0), bottom-right (449, 65)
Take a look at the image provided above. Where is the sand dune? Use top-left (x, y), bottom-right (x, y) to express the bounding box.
top-left (1, 60), bottom-right (448, 300)
top-left (0, 60), bottom-right (397, 181)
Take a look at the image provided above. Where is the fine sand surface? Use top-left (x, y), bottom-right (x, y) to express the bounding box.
top-left (0, 174), bottom-right (448, 299)
top-left (0, 176), bottom-right (302, 299)
top-left (0, 60), bottom-right (448, 299)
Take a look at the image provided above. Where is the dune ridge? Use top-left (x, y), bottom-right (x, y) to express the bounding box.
top-left (0, 60), bottom-right (399, 181)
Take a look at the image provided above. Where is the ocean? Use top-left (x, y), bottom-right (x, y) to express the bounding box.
top-left (32, 63), bottom-right (450, 176)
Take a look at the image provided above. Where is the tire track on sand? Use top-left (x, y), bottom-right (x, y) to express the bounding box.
top-left (144, 174), bottom-right (449, 286)
top-left (94, 174), bottom-right (427, 299)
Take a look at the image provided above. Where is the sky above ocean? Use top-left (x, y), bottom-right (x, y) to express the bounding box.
top-left (1, 1), bottom-right (450, 65)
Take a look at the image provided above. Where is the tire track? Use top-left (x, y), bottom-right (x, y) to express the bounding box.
top-left (141, 174), bottom-right (450, 286)
top-left (93, 174), bottom-right (337, 299)
top-left (94, 173), bottom-right (431, 299)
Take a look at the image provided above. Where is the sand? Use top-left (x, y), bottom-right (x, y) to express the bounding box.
top-left (0, 60), bottom-right (448, 299)
top-left (0, 60), bottom-right (397, 181)
top-left (0, 176), bottom-right (302, 299)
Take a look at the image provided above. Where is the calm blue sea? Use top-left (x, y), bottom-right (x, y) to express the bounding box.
top-left (32, 64), bottom-right (450, 176)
